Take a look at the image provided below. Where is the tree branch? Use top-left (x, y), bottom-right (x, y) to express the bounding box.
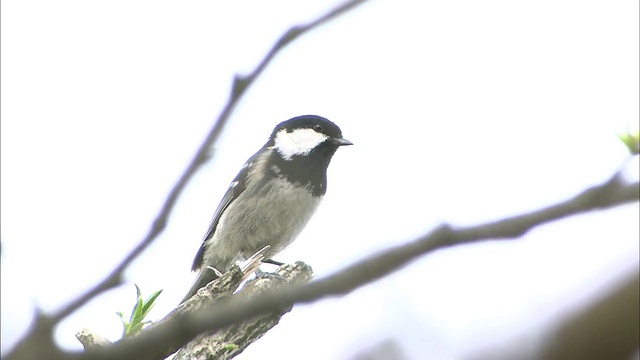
top-left (172, 262), bottom-right (314, 359)
top-left (73, 174), bottom-right (638, 360)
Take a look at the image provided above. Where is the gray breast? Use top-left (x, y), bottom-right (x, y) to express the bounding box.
top-left (203, 172), bottom-right (322, 272)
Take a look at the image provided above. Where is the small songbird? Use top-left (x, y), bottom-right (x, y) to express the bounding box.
top-left (181, 115), bottom-right (352, 303)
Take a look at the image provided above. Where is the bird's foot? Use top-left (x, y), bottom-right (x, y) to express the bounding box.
top-left (255, 269), bottom-right (287, 283)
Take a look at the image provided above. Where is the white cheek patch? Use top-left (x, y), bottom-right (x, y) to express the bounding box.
top-left (274, 128), bottom-right (328, 160)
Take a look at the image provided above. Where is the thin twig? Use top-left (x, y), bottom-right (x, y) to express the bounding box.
top-left (49, 0), bottom-right (371, 325)
top-left (77, 175), bottom-right (638, 360)
top-left (2, 1), bottom-right (371, 360)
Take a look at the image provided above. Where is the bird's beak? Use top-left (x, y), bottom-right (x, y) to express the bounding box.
top-left (332, 137), bottom-right (353, 146)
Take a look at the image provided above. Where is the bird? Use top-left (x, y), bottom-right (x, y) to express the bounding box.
top-left (180, 115), bottom-right (352, 304)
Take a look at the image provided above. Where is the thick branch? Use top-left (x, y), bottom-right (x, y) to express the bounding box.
top-left (76, 329), bottom-right (112, 350)
top-left (74, 259), bottom-right (313, 359)
top-left (172, 262), bottom-right (313, 359)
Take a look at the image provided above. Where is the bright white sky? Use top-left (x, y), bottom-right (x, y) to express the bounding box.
top-left (1, 1), bottom-right (638, 359)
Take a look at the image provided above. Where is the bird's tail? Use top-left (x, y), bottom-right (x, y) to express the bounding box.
top-left (179, 267), bottom-right (220, 305)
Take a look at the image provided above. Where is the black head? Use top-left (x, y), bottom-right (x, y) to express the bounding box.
top-left (266, 115), bottom-right (352, 196)
top-left (268, 115), bottom-right (352, 159)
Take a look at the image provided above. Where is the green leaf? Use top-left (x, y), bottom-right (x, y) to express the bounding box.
top-left (117, 284), bottom-right (163, 338)
top-left (618, 130), bottom-right (640, 155)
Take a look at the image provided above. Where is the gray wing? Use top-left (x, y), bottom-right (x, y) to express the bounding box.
top-left (182, 150), bottom-right (267, 304)
top-left (190, 158), bottom-right (252, 272)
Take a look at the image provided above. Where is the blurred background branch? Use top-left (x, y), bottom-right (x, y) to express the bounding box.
top-left (537, 272), bottom-right (638, 360)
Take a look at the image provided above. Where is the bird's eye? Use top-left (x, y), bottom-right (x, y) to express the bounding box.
top-left (313, 123), bottom-right (324, 132)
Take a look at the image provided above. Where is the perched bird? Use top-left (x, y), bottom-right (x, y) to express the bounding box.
top-left (181, 115), bottom-right (352, 303)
